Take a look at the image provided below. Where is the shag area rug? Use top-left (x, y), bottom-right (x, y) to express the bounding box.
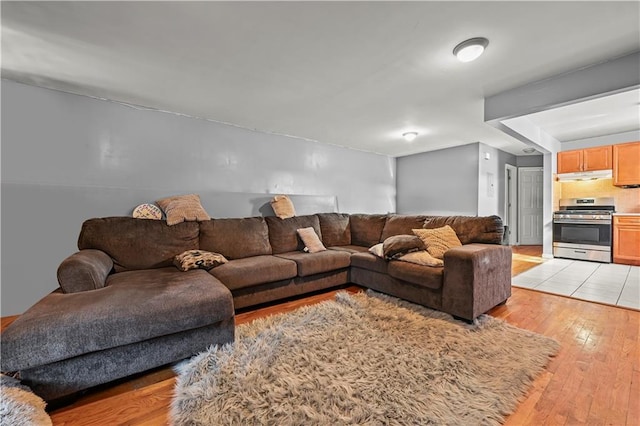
top-left (0, 374), bottom-right (52, 426)
top-left (171, 291), bottom-right (559, 425)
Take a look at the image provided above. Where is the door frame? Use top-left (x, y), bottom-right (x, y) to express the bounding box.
top-left (504, 164), bottom-right (518, 245)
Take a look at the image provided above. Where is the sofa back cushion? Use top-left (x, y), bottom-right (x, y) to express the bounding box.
top-left (266, 215), bottom-right (322, 254)
top-left (199, 217), bottom-right (272, 260)
top-left (349, 214), bottom-right (387, 247)
top-left (380, 215), bottom-right (430, 241)
top-left (317, 213), bottom-right (351, 246)
top-left (78, 217), bottom-right (199, 272)
top-left (423, 215), bottom-right (503, 244)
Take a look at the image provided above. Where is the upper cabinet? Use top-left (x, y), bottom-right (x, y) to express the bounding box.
top-left (583, 146), bottom-right (613, 171)
top-left (557, 145), bottom-right (612, 174)
top-left (613, 141), bottom-right (640, 187)
top-left (557, 150), bottom-right (583, 174)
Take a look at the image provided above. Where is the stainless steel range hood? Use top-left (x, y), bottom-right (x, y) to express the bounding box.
top-left (556, 169), bottom-right (613, 182)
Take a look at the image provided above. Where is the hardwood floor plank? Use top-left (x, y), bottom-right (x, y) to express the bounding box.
top-left (51, 379), bottom-right (174, 426)
top-left (627, 369), bottom-right (640, 425)
top-left (0, 315), bottom-right (19, 332)
top-left (4, 245), bottom-right (639, 426)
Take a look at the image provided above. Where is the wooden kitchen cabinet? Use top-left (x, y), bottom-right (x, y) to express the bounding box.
top-left (557, 145), bottom-right (612, 174)
top-left (558, 150), bottom-right (583, 174)
top-left (613, 216), bottom-right (640, 266)
top-left (583, 146), bottom-right (612, 171)
top-left (613, 141), bottom-right (640, 186)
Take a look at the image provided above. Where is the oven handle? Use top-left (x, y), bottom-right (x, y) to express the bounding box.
top-left (553, 219), bottom-right (611, 225)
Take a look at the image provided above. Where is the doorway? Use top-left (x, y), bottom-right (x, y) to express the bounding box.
top-left (518, 167), bottom-right (544, 245)
top-left (504, 164), bottom-right (518, 245)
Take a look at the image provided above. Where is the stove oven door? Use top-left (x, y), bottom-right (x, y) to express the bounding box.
top-left (553, 220), bottom-right (612, 247)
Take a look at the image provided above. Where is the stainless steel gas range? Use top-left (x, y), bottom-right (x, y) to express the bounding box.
top-left (553, 197), bottom-right (615, 263)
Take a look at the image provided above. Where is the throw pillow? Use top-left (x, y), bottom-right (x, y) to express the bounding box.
top-left (297, 227), bottom-right (326, 253)
top-left (412, 225), bottom-right (462, 260)
top-left (270, 195), bottom-right (296, 219)
top-left (132, 203), bottom-right (163, 220)
top-left (174, 250), bottom-right (228, 271)
top-left (156, 194), bottom-right (211, 226)
top-left (368, 243), bottom-right (384, 258)
top-left (382, 235), bottom-right (425, 260)
top-left (397, 250), bottom-right (444, 267)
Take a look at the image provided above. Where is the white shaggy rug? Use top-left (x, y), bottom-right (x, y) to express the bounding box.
top-left (171, 291), bottom-right (559, 425)
top-left (0, 374), bottom-right (52, 426)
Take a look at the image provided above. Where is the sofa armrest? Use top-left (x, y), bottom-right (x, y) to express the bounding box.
top-left (442, 244), bottom-right (512, 321)
top-left (57, 249), bottom-right (114, 293)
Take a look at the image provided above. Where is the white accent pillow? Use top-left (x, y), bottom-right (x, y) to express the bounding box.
top-left (368, 243), bottom-right (384, 258)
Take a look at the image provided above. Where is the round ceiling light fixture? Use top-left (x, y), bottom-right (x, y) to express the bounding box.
top-left (522, 147), bottom-right (537, 154)
top-left (402, 132), bottom-right (418, 142)
top-left (453, 37), bottom-right (489, 63)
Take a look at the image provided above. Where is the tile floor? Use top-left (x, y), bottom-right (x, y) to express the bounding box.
top-left (512, 258), bottom-right (640, 310)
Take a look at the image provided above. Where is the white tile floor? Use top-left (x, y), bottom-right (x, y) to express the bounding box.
top-left (513, 258), bottom-right (640, 310)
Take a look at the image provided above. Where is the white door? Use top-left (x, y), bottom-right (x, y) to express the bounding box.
top-left (518, 167), bottom-right (543, 245)
top-left (504, 164), bottom-right (518, 245)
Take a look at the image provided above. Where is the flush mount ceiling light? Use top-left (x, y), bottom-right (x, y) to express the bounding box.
top-left (402, 132), bottom-right (418, 142)
top-left (522, 147), bottom-right (537, 154)
top-left (453, 37), bottom-right (489, 63)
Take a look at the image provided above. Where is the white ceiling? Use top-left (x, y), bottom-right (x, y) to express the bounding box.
top-left (2, 1), bottom-right (639, 157)
top-left (524, 88), bottom-right (640, 143)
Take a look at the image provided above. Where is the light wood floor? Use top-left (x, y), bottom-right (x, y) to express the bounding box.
top-left (4, 246), bottom-right (639, 425)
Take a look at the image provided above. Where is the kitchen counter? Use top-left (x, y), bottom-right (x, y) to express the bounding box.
top-left (613, 213), bottom-right (640, 216)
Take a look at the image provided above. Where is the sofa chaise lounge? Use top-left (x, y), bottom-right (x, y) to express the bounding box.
top-left (1, 212), bottom-right (511, 401)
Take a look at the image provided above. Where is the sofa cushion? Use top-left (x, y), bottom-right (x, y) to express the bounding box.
top-left (350, 252), bottom-right (389, 274)
top-left (350, 214), bottom-right (387, 247)
top-left (199, 217), bottom-right (272, 260)
top-left (317, 213), bottom-right (351, 246)
top-left (380, 215), bottom-right (430, 241)
top-left (78, 217), bottom-right (200, 272)
top-left (423, 215), bottom-right (504, 244)
top-left (209, 255), bottom-right (297, 291)
top-left (57, 250), bottom-right (114, 294)
top-left (1, 268), bottom-right (233, 371)
top-left (155, 194), bottom-right (211, 226)
top-left (266, 215), bottom-right (322, 254)
top-left (275, 250), bottom-right (351, 277)
top-left (387, 261), bottom-right (443, 290)
top-left (328, 245), bottom-right (369, 254)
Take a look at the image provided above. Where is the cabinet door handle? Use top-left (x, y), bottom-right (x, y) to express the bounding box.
top-left (574, 250), bottom-right (587, 254)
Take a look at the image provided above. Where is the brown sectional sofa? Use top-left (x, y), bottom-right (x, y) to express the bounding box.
top-left (1, 212), bottom-right (511, 401)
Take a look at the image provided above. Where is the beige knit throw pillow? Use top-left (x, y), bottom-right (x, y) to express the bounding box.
top-left (156, 194), bottom-right (211, 226)
top-left (412, 225), bottom-right (462, 260)
top-left (397, 250), bottom-right (444, 267)
top-left (270, 195), bottom-right (296, 219)
top-left (297, 227), bottom-right (326, 253)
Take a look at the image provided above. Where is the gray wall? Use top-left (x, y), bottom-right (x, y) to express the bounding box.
top-left (396, 143), bottom-right (479, 216)
top-left (1, 80), bottom-right (396, 315)
top-left (477, 143), bottom-right (516, 219)
top-left (398, 142), bottom-right (517, 220)
top-left (516, 155), bottom-right (544, 167)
